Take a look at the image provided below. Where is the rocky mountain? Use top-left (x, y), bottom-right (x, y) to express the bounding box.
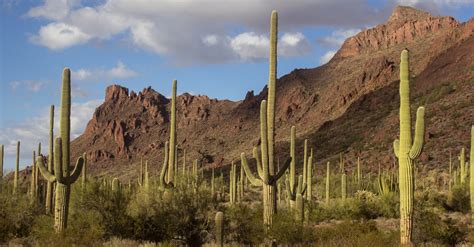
top-left (71, 6), bottom-right (474, 179)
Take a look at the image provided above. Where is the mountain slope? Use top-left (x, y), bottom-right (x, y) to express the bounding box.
top-left (71, 6), bottom-right (474, 179)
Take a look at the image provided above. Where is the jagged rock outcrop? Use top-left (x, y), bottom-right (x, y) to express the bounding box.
top-left (71, 6), bottom-right (474, 179)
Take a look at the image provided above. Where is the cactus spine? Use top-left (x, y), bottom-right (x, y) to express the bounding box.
top-left (14, 141), bottom-right (20, 193)
top-left (36, 68), bottom-right (84, 232)
top-left (325, 162), bottom-right (330, 204)
top-left (215, 211), bottom-right (224, 247)
top-left (470, 126), bottom-right (474, 223)
top-left (393, 49), bottom-right (425, 245)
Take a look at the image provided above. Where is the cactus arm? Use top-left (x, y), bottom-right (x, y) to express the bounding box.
top-left (394, 139), bottom-right (400, 158)
top-left (240, 153), bottom-right (263, 186)
top-left (260, 100), bottom-right (269, 183)
top-left (160, 141), bottom-right (171, 187)
top-left (270, 157), bottom-right (291, 184)
top-left (253, 147), bottom-right (263, 179)
top-left (409, 107), bottom-right (425, 159)
top-left (36, 157), bottom-right (56, 183)
top-left (65, 156), bottom-right (84, 184)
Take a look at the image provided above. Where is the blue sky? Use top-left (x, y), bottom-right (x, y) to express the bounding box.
top-left (1, 0), bottom-right (473, 172)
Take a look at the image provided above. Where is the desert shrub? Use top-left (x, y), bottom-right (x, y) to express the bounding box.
top-left (314, 220), bottom-right (398, 247)
top-left (413, 206), bottom-right (466, 245)
top-left (76, 181), bottom-right (135, 238)
top-left (445, 184), bottom-right (470, 213)
top-left (0, 189), bottom-right (40, 243)
top-left (268, 209), bottom-right (316, 244)
top-left (224, 203), bottom-right (265, 245)
top-left (128, 182), bottom-right (217, 246)
top-left (308, 191), bottom-right (398, 223)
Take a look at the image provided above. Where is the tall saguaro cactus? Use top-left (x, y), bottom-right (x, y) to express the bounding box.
top-left (240, 10), bottom-right (290, 226)
top-left (14, 141), bottom-right (20, 193)
top-left (46, 105), bottom-right (54, 214)
top-left (215, 211), bottom-right (224, 247)
top-left (37, 68), bottom-right (84, 232)
top-left (470, 126), bottom-right (474, 223)
top-left (229, 161), bottom-right (237, 204)
top-left (460, 148), bottom-right (466, 185)
top-left (0, 144), bottom-right (3, 179)
top-left (325, 162), bottom-right (330, 204)
top-left (393, 49), bottom-right (425, 245)
top-left (160, 80), bottom-right (178, 188)
top-left (287, 126), bottom-right (306, 209)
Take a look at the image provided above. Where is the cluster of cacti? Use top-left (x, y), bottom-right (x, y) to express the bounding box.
top-left (37, 68), bottom-right (85, 232)
top-left (393, 49), bottom-right (425, 245)
top-left (286, 126), bottom-right (307, 220)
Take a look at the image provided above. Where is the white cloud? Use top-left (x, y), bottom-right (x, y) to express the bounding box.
top-left (30, 22), bottom-right (91, 50)
top-left (230, 32), bottom-right (269, 60)
top-left (72, 61), bottom-right (138, 82)
top-left (27, 0), bottom-right (79, 20)
top-left (0, 99), bottom-right (101, 170)
top-left (318, 28), bottom-right (361, 47)
top-left (320, 50), bottom-right (336, 64)
top-left (26, 0), bottom-right (388, 64)
top-left (9, 80), bottom-right (48, 92)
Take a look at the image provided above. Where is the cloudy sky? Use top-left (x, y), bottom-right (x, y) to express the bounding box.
top-left (1, 0), bottom-right (473, 171)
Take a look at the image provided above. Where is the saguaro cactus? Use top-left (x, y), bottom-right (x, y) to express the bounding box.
top-left (46, 105), bottom-right (55, 214)
top-left (14, 141), bottom-right (20, 193)
top-left (325, 162), bottom-right (330, 204)
top-left (393, 49), bottom-right (425, 245)
top-left (229, 161), bottom-right (237, 204)
top-left (307, 153), bottom-right (313, 200)
top-left (470, 126), bottom-right (474, 223)
top-left (112, 178), bottom-right (120, 192)
top-left (341, 173), bottom-right (347, 201)
top-left (215, 211), bottom-right (224, 247)
top-left (37, 68), bottom-right (84, 232)
top-left (30, 151), bottom-right (37, 200)
top-left (287, 126), bottom-right (306, 209)
top-left (160, 80), bottom-right (178, 188)
top-left (460, 148), bottom-right (466, 185)
top-left (0, 144), bottom-right (3, 179)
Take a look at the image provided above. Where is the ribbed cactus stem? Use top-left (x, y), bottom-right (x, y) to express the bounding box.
top-left (82, 156), bottom-right (87, 191)
top-left (470, 126), bottom-right (474, 223)
top-left (307, 155), bottom-right (313, 200)
top-left (112, 178), bottom-right (120, 192)
top-left (325, 162), bottom-right (330, 204)
top-left (341, 173), bottom-right (347, 201)
top-left (267, 10), bottom-right (277, 175)
top-left (215, 211), bottom-right (224, 247)
top-left (30, 151), bottom-right (36, 200)
top-left (394, 50), bottom-right (425, 245)
top-left (46, 105), bottom-right (54, 214)
top-left (14, 141), bottom-right (20, 193)
top-left (460, 148), bottom-right (466, 185)
top-left (357, 156), bottom-right (361, 188)
top-left (0, 144), bottom-right (3, 179)
top-left (36, 68), bottom-right (84, 232)
top-left (168, 80), bottom-right (177, 185)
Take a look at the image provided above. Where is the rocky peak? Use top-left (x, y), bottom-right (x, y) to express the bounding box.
top-left (105, 84), bottom-right (129, 102)
top-left (388, 5), bottom-right (432, 24)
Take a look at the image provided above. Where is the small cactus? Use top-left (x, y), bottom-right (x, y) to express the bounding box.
top-left (470, 126), bottom-right (474, 223)
top-left (215, 211), bottom-right (224, 247)
top-left (460, 148), bottom-right (466, 185)
top-left (325, 162), bottom-right (330, 204)
top-left (341, 173), bottom-right (347, 201)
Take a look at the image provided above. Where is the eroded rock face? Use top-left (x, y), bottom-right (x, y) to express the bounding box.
top-left (70, 6), bottom-right (474, 178)
top-left (336, 6), bottom-right (460, 58)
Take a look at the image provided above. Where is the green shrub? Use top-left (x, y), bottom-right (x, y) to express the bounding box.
top-left (446, 184), bottom-right (470, 213)
top-left (0, 190), bottom-right (39, 243)
top-left (224, 203), bottom-right (265, 245)
top-left (413, 207), bottom-right (466, 245)
top-left (268, 208), bottom-right (315, 244)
